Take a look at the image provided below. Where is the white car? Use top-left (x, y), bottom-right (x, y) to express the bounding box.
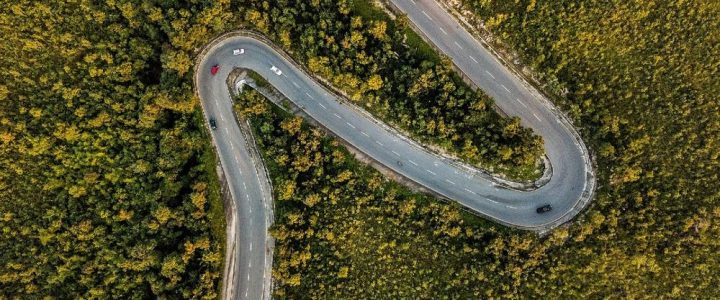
top-left (233, 48), bottom-right (244, 55)
top-left (270, 65), bottom-right (282, 75)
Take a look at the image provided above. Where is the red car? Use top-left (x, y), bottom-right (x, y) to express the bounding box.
top-left (210, 65), bottom-right (220, 75)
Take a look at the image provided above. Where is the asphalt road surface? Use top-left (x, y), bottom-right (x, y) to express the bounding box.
top-left (197, 1), bottom-right (594, 299)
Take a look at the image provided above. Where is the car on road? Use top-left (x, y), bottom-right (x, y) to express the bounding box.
top-left (233, 48), bottom-right (244, 55)
top-left (270, 65), bottom-right (282, 75)
top-left (209, 118), bottom-right (217, 130)
top-left (536, 204), bottom-right (552, 214)
top-left (210, 65), bottom-right (220, 75)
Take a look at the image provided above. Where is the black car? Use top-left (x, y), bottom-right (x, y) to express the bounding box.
top-left (536, 204), bottom-right (552, 214)
top-left (209, 118), bottom-right (217, 130)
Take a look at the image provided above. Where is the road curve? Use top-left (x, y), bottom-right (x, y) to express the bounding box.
top-left (197, 1), bottom-right (594, 299)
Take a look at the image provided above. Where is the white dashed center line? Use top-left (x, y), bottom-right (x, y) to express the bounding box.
top-left (305, 92), bottom-right (313, 98)
top-left (422, 11), bottom-right (433, 21)
top-left (463, 188), bottom-right (475, 194)
top-left (445, 179), bottom-right (456, 185)
top-left (375, 140), bottom-right (384, 146)
top-left (333, 113), bottom-right (341, 119)
top-left (501, 84), bottom-right (511, 92)
top-left (469, 55), bottom-right (478, 63)
top-left (426, 169), bottom-right (437, 176)
top-left (292, 81), bottom-right (299, 88)
top-left (517, 98), bottom-right (528, 108)
top-left (533, 113), bottom-right (542, 122)
top-left (454, 41), bottom-right (464, 49)
top-left (391, 150), bottom-right (400, 156)
top-left (485, 70), bottom-right (495, 79)
top-left (361, 131), bottom-right (369, 137)
top-left (408, 160), bottom-right (418, 166)
top-left (346, 122), bottom-right (356, 129)
top-left (439, 27), bottom-right (447, 35)
top-left (319, 103), bottom-right (327, 109)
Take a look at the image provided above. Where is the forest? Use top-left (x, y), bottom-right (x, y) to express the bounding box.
top-left (0, 1), bottom-right (233, 297)
top-left (236, 0), bottom-right (545, 180)
top-left (243, 0), bottom-right (720, 297)
top-left (2, 0), bottom-right (718, 298)
top-left (452, 0), bottom-right (720, 296)
top-left (0, 0), bottom-right (543, 297)
top-left (238, 88), bottom-right (565, 298)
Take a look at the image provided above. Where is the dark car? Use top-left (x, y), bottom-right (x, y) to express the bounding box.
top-left (536, 204), bottom-right (552, 214)
top-left (209, 118), bottom-right (217, 130)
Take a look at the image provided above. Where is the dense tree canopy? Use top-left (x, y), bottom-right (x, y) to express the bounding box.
top-left (237, 0), bottom-right (545, 180)
top-left (4, 0), bottom-right (717, 298)
top-left (238, 89), bottom-right (561, 298)
top-left (0, 1), bottom-right (234, 297)
top-left (449, 0), bottom-right (720, 296)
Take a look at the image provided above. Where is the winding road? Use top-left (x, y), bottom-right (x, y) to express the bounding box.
top-left (195, 1), bottom-right (595, 299)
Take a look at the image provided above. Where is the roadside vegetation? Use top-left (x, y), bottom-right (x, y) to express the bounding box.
top-left (237, 88), bottom-right (569, 298)
top-left (0, 0), bottom-right (541, 297)
top-left (237, 0), bottom-right (545, 180)
top-left (4, 0), bottom-right (716, 298)
top-left (450, 0), bottom-right (720, 296)
top-left (0, 1), bottom-right (236, 297)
